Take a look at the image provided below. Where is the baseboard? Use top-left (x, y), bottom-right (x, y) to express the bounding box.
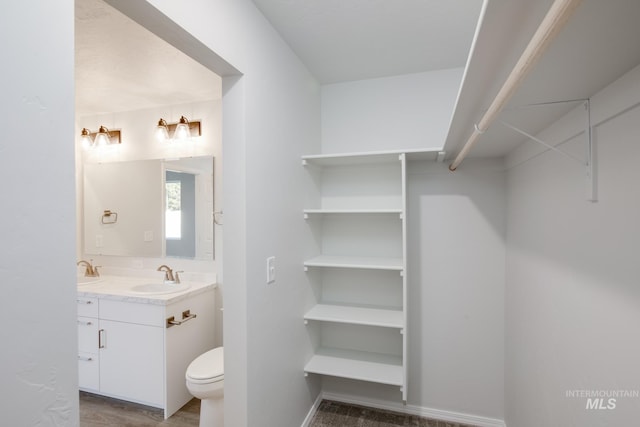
top-left (319, 392), bottom-right (506, 427)
top-left (300, 393), bottom-right (324, 427)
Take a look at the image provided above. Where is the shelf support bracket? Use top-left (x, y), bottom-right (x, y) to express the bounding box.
top-left (585, 99), bottom-right (596, 202)
top-left (499, 98), bottom-right (596, 202)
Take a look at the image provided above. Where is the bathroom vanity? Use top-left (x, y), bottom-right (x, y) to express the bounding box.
top-left (77, 276), bottom-right (216, 418)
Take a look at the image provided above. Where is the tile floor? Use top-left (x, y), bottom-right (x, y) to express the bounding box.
top-left (309, 400), bottom-right (479, 427)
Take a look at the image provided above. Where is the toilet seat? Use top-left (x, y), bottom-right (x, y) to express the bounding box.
top-left (186, 347), bottom-right (224, 384)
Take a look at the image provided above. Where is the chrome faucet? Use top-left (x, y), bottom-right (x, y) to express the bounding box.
top-left (157, 264), bottom-right (176, 283)
top-left (77, 259), bottom-right (100, 277)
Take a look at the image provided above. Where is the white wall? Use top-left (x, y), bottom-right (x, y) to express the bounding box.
top-left (505, 64), bottom-right (640, 426)
top-left (0, 1), bottom-right (78, 426)
top-left (321, 68), bottom-right (463, 154)
top-left (109, 1), bottom-right (323, 426)
top-left (407, 160), bottom-right (505, 420)
top-left (319, 160), bottom-right (506, 425)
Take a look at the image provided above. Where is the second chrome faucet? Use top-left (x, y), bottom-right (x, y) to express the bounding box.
top-left (157, 264), bottom-right (182, 284)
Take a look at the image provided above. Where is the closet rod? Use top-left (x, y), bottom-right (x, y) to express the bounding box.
top-left (449, 0), bottom-right (583, 171)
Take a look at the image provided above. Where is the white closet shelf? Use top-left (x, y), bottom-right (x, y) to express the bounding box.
top-left (303, 209), bottom-right (403, 215)
top-left (304, 255), bottom-right (403, 271)
top-left (302, 149), bottom-right (440, 166)
top-left (304, 347), bottom-right (403, 386)
top-left (304, 304), bottom-right (403, 328)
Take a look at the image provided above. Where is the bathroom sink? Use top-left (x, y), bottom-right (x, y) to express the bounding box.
top-left (77, 276), bottom-right (103, 285)
top-left (129, 283), bottom-right (190, 295)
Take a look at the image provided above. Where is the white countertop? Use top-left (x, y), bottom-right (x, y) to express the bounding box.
top-left (77, 275), bottom-right (216, 306)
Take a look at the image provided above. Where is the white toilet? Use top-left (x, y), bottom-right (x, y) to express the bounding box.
top-left (186, 347), bottom-right (224, 427)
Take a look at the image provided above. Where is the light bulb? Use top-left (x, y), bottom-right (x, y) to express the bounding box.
top-left (174, 116), bottom-right (191, 141)
top-left (94, 126), bottom-right (110, 146)
top-left (81, 128), bottom-right (93, 148)
top-left (155, 118), bottom-right (170, 142)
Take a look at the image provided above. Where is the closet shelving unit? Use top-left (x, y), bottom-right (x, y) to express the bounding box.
top-left (301, 149), bottom-right (440, 401)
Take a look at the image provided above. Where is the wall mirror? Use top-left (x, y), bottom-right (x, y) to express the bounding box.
top-left (83, 156), bottom-right (214, 260)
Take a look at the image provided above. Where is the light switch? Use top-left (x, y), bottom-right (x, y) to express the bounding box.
top-left (95, 235), bottom-right (103, 248)
top-left (266, 256), bottom-right (276, 284)
top-left (144, 231), bottom-right (154, 242)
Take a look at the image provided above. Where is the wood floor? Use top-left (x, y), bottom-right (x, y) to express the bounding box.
top-left (80, 393), bottom-right (477, 427)
top-left (79, 391), bottom-right (200, 427)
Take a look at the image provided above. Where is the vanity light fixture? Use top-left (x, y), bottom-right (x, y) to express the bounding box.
top-left (155, 116), bottom-right (201, 142)
top-left (80, 126), bottom-right (121, 147)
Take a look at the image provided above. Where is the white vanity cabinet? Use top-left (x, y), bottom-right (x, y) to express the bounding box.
top-left (77, 283), bottom-right (215, 418)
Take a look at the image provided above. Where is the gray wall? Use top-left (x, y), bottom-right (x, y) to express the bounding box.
top-left (505, 64), bottom-right (640, 426)
top-left (321, 69), bottom-right (463, 153)
top-left (0, 1), bottom-right (78, 425)
top-left (407, 160), bottom-right (505, 420)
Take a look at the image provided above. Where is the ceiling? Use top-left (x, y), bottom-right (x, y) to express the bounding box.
top-left (75, 0), bottom-right (221, 117)
top-left (251, 0), bottom-right (484, 84)
top-left (77, 0), bottom-right (640, 161)
top-left (76, 0), bottom-right (482, 117)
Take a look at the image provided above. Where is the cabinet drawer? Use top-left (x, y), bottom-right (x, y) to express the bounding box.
top-left (77, 297), bottom-right (99, 317)
top-left (78, 352), bottom-right (99, 391)
top-left (78, 316), bottom-right (99, 353)
top-left (100, 299), bottom-right (164, 327)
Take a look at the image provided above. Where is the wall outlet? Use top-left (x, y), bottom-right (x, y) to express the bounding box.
top-left (266, 256), bottom-right (276, 284)
top-left (95, 234), bottom-right (103, 248)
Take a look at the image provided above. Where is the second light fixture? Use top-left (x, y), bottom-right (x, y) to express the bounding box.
top-left (156, 116), bottom-right (201, 142)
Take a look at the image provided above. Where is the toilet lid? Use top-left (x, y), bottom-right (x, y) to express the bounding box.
top-left (186, 347), bottom-right (224, 381)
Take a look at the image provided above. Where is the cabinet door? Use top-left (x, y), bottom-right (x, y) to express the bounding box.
top-left (99, 319), bottom-right (164, 407)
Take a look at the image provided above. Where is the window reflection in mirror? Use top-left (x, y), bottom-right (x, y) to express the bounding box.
top-left (165, 171), bottom-right (195, 258)
top-left (163, 157), bottom-right (214, 260)
top-left (165, 180), bottom-right (182, 239)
